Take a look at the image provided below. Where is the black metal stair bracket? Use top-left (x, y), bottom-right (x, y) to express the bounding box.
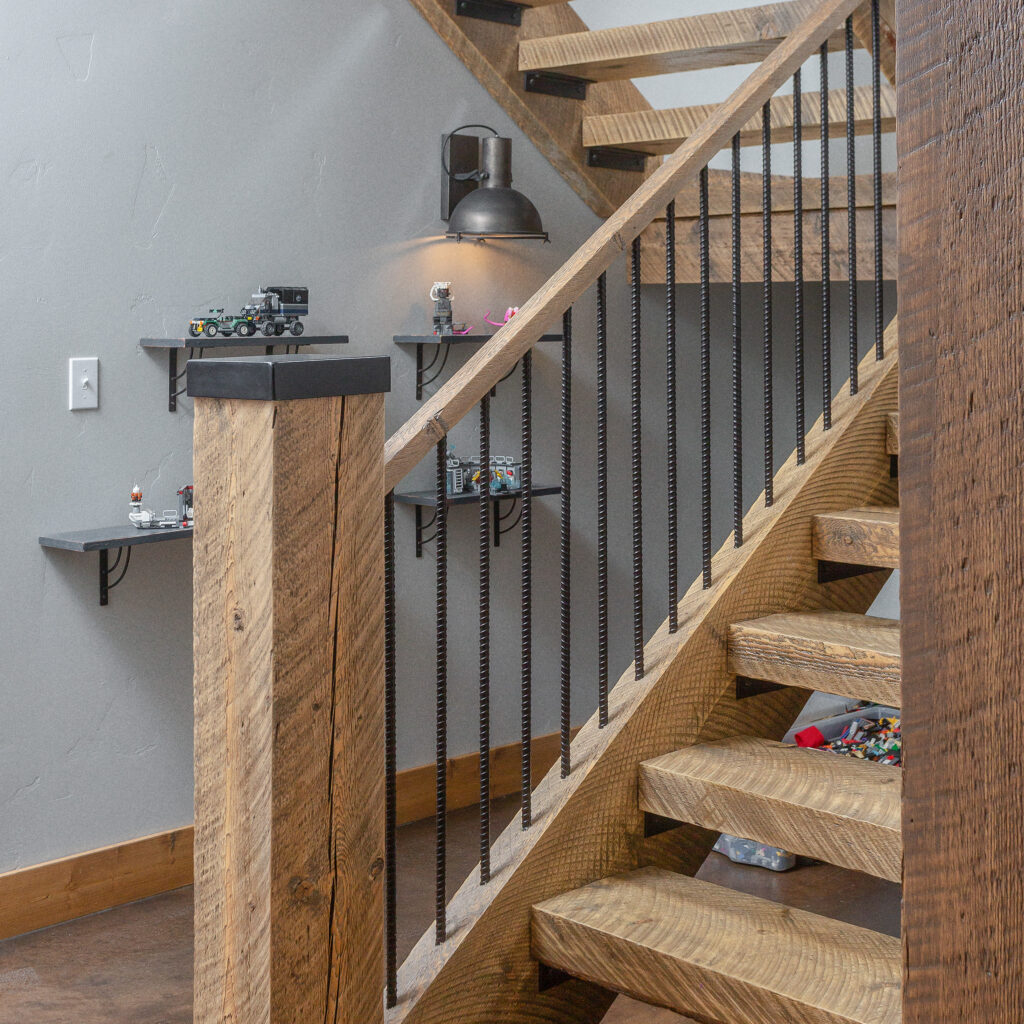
top-left (523, 71), bottom-right (590, 100)
top-left (817, 559), bottom-right (884, 584)
top-left (735, 675), bottom-right (787, 700)
top-left (586, 147), bottom-right (649, 173)
top-left (455, 0), bottom-right (527, 25)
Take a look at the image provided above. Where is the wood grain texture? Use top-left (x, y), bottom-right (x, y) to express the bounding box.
top-left (812, 507), bottom-right (900, 568)
top-left (385, 0), bottom-right (865, 493)
top-left (897, 0), bottom-right (1024, 1018)
top-left (885, 411), bottom-right (899, 455)
top-left (667, 170), bottom-right (896, 218)
top-left (531, 868), bottom-right (901, 1024)
top-left (0, 828), bottom-right (192, 942)
top-left (851, 0), bottom-right (896, 86)
top-left (640, 205), bottom-right (896, 283)
top-left (401, 0), bottom-right (654, 218)
top-left (584, 83), bottom-right (895, 153)
top-left (387, 323), bottom-right (899, 1024)
top-left (640, 737), bottom-right (902, 880)
top-left (519, 0), bottom-right (848, 81)
top-left (730, 610), bottom-right (900, 705)
top-left (193, 393), bottom-right (385, 1024)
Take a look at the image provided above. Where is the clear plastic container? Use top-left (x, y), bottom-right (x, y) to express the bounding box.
top-left (713, 834), bottom-right (796, 872)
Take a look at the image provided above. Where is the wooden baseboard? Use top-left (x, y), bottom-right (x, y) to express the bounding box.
top-left (0, 730), bottom-right (577, 941)
top-left (0, 826), bottom-right (194, 942)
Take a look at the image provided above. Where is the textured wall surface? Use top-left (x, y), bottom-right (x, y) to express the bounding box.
top-left (0, 0), bottom-right (896, 870)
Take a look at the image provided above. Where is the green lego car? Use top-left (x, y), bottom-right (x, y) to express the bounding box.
top-left (187, 308), bottom-right (258, 339)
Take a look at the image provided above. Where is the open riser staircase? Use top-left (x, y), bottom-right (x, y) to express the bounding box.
top-left (369, 0), bottom-right (904, 1022)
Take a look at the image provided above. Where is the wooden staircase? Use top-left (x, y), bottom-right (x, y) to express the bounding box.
top-left (530, 419), bottom-right (902, 1022)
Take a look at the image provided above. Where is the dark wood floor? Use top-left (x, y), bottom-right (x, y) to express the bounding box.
top-left (0, 795), bottom-right (899, 1024)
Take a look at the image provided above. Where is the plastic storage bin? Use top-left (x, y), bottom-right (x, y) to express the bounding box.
top-left (712, 834), bottom-right (797, 872)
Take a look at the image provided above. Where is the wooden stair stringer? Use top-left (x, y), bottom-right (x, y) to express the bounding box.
top-left (401, 0), bottom-right (655, 219)
top-left (387, 319), bottom-right (900, 1024)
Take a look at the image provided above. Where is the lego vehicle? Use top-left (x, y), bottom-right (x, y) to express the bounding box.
top-left (187, 285), bottom-right (308, 339)
top-left (250, 285), bottom-right (308, 338)
top-left (188, 308), bottom-right (258, 339)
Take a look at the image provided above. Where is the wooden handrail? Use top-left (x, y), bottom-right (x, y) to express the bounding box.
top-left (384, 0), bottom-right (864, 493)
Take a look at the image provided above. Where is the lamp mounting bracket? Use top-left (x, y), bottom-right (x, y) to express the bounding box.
top-left (442, 132), bottom-right (482, 222)
top-left (455, 0), bottom-right (527, 25)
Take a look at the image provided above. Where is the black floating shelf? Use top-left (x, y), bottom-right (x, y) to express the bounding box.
top-left (39, 525), bottom-right (193, 606)
top-left (394, 485), bottom-right (560, 556)
top-left (394, 334), bottom-right (562, 400)
top-left (140, 335), bottom-right (349, 412)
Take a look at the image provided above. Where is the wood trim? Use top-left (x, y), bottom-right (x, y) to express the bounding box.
top-left (0, 827), bottom-right (194, 942)
top-left (401, 0), bottom-right (653, 218)
top-left (851, 0), bottom-right (896, 86)
top-left (389, 323), bottom-right (899, 1024)
top-left (385, 0), bottom-right (865, 493)
top-left (898, 0), bottom-right (1024, 1017)
top-left (0, 732), bottom-right (576, 941)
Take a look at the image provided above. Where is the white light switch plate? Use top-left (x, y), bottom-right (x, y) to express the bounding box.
top-left (69, 357), bottom-right (99, 410)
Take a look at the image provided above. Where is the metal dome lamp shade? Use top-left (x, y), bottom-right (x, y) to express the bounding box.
top-left (442, 126), bottom-right (549, 242)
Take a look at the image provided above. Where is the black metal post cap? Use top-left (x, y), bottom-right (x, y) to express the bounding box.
top-left (186, 354), bottom-right (391, 401)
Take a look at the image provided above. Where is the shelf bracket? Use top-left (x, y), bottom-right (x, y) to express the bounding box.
top-left (415, 506), bottom-right (439, 558)
top-left (455, 0), bottom-right (526, 25)
top-left (99, 547), bottom-right (132, 606)
top-left (493, 496), bottom-right (522, 547)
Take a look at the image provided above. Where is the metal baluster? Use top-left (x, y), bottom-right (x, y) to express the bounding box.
top-left (596, 273), bottom-right (609, 726)
top-left (762, 101), bottom-right (774, 507)
top-left (559, 309), bottom-right (572, 777)
top-left (434, 440), bottom-right (448, 944)
top-left (820, 41), bottom-right (832, 429)
top-left (846, 16), bottom-right (858, 394)
top-left (631, 237), bottom-right (644, 678)
top-left (384, 491), bottom-right (397, 1007)
top-left (731, 133), bottom-right (743, 546)
top-left (520, 351), bottom-right (533, 827)
top-left (699, 166), bottom-right (712, 588)
top-left (478, 397), bottom-right (490, 882)
top-left (871, 0), bottom-right (884, 358)
top-left (793, 68), bottom-right (806, 464)
top-left (666, 201), bottom-right (679, 632)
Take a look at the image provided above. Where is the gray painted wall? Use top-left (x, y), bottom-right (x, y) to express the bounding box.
top-left (0, 0), bottom-right (897, 871)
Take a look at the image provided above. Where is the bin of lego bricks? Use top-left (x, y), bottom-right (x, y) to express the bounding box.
top-left (713, 703), bottom-right (901, 872)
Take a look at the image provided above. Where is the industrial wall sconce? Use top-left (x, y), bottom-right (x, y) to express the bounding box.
top-left (441, 124), bottom-right (549, 242)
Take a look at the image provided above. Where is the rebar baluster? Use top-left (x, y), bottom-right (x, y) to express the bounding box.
top-left (820, 40), bottom-right (832, 430)
top-left (699, 166), bottom-right (712, 588)
top-left (793, 68), bottom-right (806, 464)
top-left (666, 201), bottom-right (679, 632)
top-left (559, 309), bottom-right (572, 777)
top-left (596, 273), bottom-right (609, 726)
top-left (630, 237), bottom-right (644, 678)
top-left (384, 492), bottom-right (397, 1007)
top-left (520, 351), bottom-right (533, 828)
top-left (871, 0), bottom-right (884, 358)
top-left (434, 439), bottom-right (448, 945)
top-left (762, 101), bottom-right (774, 506)
top-left (731, 133), bottom-right (743, 547)
top-left (846, 16), bottom-right (858, 394)
top-left (477, 397), bottom-right (490, 883)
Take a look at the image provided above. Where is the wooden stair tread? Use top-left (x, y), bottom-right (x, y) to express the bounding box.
top-left (729, 610), bottom-right (901, 706)
top-left (640, 736), bottom-right (901, 881)
top-left (813, 507), bottom-right (900, 569)
top-left (584, 84), bottom-right (895, 154)
top-left (886, 412), bottom-right (899, 455)
top-left (532, 867), bottom-right (901, 1024)
top-left (518, 0), bottom-right (847, 82)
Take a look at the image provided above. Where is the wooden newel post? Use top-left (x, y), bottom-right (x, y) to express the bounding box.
top-left (189, 354), bottom-right (391, 1024)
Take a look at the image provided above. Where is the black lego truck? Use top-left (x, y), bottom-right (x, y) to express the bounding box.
top-left (189, 285), bottom-right (308, 339)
